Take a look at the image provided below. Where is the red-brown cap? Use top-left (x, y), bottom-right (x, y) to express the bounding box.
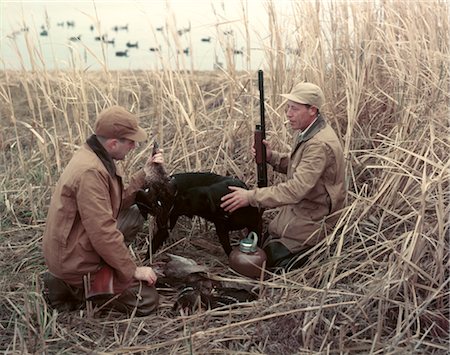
top-left (94, 106), bottom-right (147, 142)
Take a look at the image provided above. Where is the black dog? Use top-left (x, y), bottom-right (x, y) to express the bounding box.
top-left (136, 172), bottom-right (262, 256)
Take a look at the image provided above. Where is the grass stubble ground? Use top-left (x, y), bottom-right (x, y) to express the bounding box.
top-left (0, 1), bottom-right (449, 354)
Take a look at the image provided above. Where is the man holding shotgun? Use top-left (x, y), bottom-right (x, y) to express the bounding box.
top-left (221, 80), bottom-right (346, 270)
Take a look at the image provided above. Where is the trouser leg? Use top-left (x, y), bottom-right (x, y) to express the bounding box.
top-left (117, 204), bottom-right (146, 244)
top-left (263, 241), bottom-right (311, 271)
top-left (91, 281), bottom-right (159, 317)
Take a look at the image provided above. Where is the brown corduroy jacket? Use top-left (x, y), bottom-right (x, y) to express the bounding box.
top-left (248, 115), bottom-right (346, 253)
top-left (43, 138), bottom-right (145, 288)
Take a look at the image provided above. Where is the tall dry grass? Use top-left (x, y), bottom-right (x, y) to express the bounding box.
top-left (0, 0), bottom-right (449, 354)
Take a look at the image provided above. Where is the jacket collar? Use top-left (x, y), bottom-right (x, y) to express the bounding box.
top-left (297, 114), bottom-right (326, 144)
top-left (291, 114), bottom-right (326, 155)
top-left (86, 134), bottom-right (116, 177)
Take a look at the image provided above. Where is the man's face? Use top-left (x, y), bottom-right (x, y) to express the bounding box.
top-left (109, 138), bottom-right (136, 160)
top-left (285, 100), bottom-right (316, 131)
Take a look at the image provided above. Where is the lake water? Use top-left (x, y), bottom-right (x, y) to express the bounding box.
top-left (0, 0), bottom-right (293, 71)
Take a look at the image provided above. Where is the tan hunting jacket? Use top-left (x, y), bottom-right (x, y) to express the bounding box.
top-left (248, 115), bottom-right (346, 253)
top-left (43, 136), bottom-right (145, 288)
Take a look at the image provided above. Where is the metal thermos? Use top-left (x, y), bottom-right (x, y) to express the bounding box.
top-left (229, 232), bottom-right (267, 278)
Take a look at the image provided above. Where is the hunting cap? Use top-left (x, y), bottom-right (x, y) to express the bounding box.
top-left (94, 105), bottom-right (147, 142)
top-left (281, 82), bottom-right (324, 110)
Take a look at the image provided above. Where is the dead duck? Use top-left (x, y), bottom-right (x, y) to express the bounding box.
top-left (154, 253), bottom-right (258, 314)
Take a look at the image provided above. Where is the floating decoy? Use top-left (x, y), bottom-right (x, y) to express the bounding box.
top-left (112, 25), bottom-right (119, 32)
top-left (177, 23), bottom-right (191, 36)
top-left (156, 26), bottom-right (163, 31)
top-left (149, 47), bottom-right (160, 52)
top-left (201, 36), bottom-right (211, 42)
top-left (104, 38), bottom-right (115, 45)
top-left (223, 30), bottom-right (233, 36)
top-left (177, 48), bottom-right (189, 55)
top-left (115, 50), bottom-right (128, 57)
top-left (120, 24), bottom-right (129, 31)
top-left (233, 48), bottom-right (243, 55)
top-left (66, 21), bottom-right (75, 27)
top-left (69, 35), bottom-right (81, 42)
top-left (40, 30), bottom-right (48, 36)
top-left (94, 34), bottom-right (107, 41)
top-left (287, 47), bottom-right (301, 55)
top-left (57, 22), bottom-right (64, 27)
top-left (126, 41), bottom-right (138, 48)
top-left (89, 25), bottom-right (94, 31)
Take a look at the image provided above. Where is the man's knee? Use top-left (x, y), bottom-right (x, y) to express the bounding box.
top-left (110, 282), bottom-right (159, 316)
top-left (263, 241), bottom-right (292, 268)
top-left (117, 205), bottom-right (145, 244)
top-left (263, 241), bottom-right (311, 271)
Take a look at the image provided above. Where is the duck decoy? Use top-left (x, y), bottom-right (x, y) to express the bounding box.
top-left (40, 30), bottom-right (48, 36)
top-left (201, 37), bottom-right (211, 42)
top-left (126, 41), bottom-right (138, 48)
top-left (178, 48), bottom-right (189, 55)
top-left (115, 49), bottom-right (128, 57)
top-left (69, 35), bottom-right (81, 42)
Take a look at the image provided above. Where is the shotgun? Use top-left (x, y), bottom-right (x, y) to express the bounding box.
top-left (254, 70), bottom-right (268, 188)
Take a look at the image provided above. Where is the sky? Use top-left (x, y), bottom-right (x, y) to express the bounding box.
top-left (0, 0), bottom-right (295, 70)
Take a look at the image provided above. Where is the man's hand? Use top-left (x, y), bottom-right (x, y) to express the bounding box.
top-left (251, 139), bottom-right (272, 162)
top-left (220, 186), bottom-right (251, 213)
top-left (134, 266), bottom-right (157, 286)
top-left (148, 150), bottom-right (164, 165)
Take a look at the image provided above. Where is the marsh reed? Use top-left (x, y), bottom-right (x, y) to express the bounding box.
top-left (0, 0), bottom-right (449, 353)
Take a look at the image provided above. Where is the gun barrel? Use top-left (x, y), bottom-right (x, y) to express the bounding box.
top-left (152, 141), bottom-right (159, 156)
top-left (256, 69), bottom-right (268, 188)
top-left (258, 70), bottom-right (266, 135)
